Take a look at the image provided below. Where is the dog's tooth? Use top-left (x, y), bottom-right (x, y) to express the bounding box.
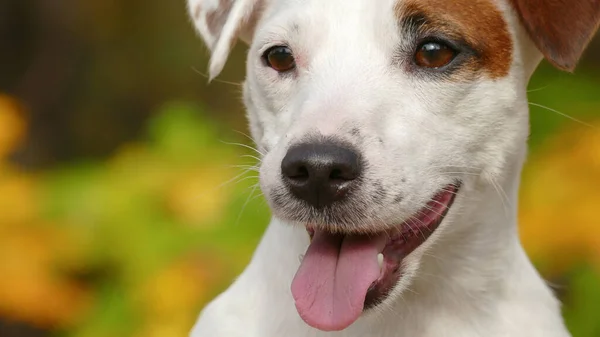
top-left (377, 253), bottom-right (384, 269)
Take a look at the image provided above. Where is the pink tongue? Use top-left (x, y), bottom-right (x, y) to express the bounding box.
top-left (291, 230), bottom-right (387, 331)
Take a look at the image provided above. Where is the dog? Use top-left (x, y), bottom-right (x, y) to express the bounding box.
top-left (186, 0), bottom-right (600, 336)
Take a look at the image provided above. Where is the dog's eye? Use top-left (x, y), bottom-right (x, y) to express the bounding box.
top-left (264, 46), bottom-right (296, 72)
top-left (414, 41), bottom-right (457, 69)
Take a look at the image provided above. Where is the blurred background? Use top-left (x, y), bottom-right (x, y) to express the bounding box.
top-left (0, 1), bottom-right (599, 336)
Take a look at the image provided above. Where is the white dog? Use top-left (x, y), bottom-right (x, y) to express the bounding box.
top-left (187, 0), bottom-right (600, 336)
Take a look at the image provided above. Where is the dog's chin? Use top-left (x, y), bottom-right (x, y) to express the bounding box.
top-left (290, 182), bottom-right (461, 332)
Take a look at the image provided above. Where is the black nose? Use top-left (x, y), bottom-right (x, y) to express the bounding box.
top-left (281, 141), bottom-right (362, 208)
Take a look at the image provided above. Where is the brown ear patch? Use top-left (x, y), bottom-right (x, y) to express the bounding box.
top-left (508, 0), bottom-right (600, 72)
top-left (396, 0), bottom-right (513, 79)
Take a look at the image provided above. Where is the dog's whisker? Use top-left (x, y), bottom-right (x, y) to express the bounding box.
top-left (249, 191), bottom-right (265, 203)
top-left (526, 84), bottom-right (551, 93)
top-left (439, 186), bottom-right (461, 196)
top-left (233, 175), bottom-right (260, 185)
top-left (490, 176), bottom-right (511, 220)
top-left (405, 218), bottom-right (426, 241)
top-left (218, 171), bottom-right (259, 190)
top-left (240, 154), bottom-right (263, 162)
top-left (426, 200), bottom-right (453, 214)
top-left (413, 219), bottom-right (429, 242)
top-left (228, 163), bottom-right (260, 167)
top-left (437, 171), bottom-right (480, 176)
top-left (191, 66), bottom-right (243, 86)
top-left (529, 101), bottom-right (597, 128)
top-left (219, 140), bottom-right (266, 156)
top-left (399, 197), bottom-right (451, 226)
top-left (228, 164), bottom-right (260, 172)
top-left (231, 129), bottom-right (262, 147)
top-left (234, 183), bottom-right (261, 227)
top-left (209, 169), bottom-right (256, 192)
top-left (404, 217), bottom-right (420, 238)
top-left (427, 165), bottom-right (481, 171)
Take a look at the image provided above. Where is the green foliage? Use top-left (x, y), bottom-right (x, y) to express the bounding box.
top-left (0, 102), bottom-right (270, 336)
top-left (563, 267), bottom-right (600, 337)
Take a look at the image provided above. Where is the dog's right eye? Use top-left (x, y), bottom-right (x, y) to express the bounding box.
top-left (263, 46), bottom-right (296, 72)
top-left (414, 41), bottom-right (457, 69)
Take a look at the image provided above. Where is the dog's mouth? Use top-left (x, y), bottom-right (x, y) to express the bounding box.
top-left (291, 182), bottom-right (460, 331)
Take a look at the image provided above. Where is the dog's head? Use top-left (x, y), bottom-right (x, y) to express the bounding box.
top-left (188, 0), bottom-right (600, 331)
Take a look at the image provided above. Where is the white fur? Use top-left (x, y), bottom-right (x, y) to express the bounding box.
top-left (187, 0), bottom-right (574, 335)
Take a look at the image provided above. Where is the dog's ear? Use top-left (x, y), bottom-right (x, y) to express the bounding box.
top-left (187, 0), bottom-right (263, 80)
top-left (509, 0), bottom-right (600, 72)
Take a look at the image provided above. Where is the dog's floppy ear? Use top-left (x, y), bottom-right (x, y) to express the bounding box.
top-left (187, 0), bottom-right (263, 80)
top-left (509, 0), bottom-right (600, 72)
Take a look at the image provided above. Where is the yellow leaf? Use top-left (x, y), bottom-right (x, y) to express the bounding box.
top-left (132, 256), bottom-right (215, 337)
top-left (0, 226), bottom-right (92, 328)
top-left (165, 166), bottom-right (235, 227)
top-left (0, 172), bottom-right (39, 228)
top-left (0, 94), bottom-right (27, 159)
top-left (519, 121), bottom-right (600, 274)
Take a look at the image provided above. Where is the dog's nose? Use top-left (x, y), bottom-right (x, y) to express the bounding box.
top-left (281, 141), bottom-right (362, 208)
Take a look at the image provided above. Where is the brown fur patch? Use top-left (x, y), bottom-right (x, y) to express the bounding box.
top-left (508, 0), bottom-right (600, 72)
top-left (396, 0), bottom-right (512, 79)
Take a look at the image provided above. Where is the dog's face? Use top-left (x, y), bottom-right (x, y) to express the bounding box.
top-left (189, 0), bottom-right (599, 331)
top-left (249, 0), bottom-right (527, 229)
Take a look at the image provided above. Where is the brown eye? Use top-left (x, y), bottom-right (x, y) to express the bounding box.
top-left (264, 46), bottom-right (296, 72)
top-left (414, 41), bottom-right (457, 69)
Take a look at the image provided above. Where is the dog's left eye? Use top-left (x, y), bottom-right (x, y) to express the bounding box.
top-left (414, 41), bottom-right (457, 69)
top-left (263, 46), bottom-right (296, 72)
